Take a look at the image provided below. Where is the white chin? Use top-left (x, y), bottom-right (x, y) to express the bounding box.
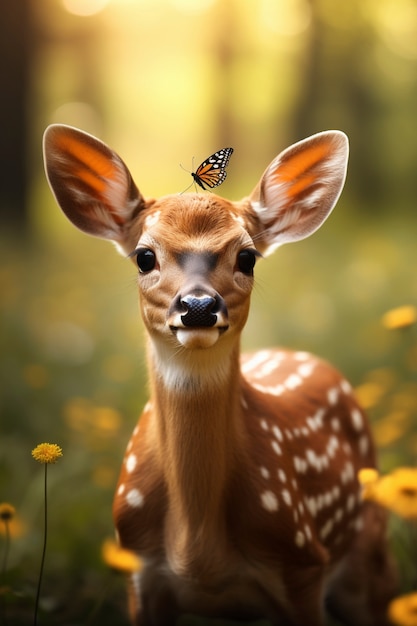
top-left (176, 328), bottom-right (220, 349)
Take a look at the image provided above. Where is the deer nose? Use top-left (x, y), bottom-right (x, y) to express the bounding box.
top-left (180, 294), bottom-right (218, 327)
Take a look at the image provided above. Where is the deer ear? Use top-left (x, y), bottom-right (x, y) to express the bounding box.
top-left (249, 131), bottom-right (349, 255)
top-left (43, 124), bottom-right (145, 246)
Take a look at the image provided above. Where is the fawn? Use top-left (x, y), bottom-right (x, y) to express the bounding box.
top-left (43, 126), bottom-right (396, 626)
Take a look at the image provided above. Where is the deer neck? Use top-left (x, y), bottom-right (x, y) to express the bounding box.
top-left (147, 335), bottom-right (243, 575)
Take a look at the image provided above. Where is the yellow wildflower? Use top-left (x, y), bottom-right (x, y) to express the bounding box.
top-left (31, 443), bottom-right (63, 464)
top-left (358, 468), bottom-right (379, 485)
top-left (102, 538), bottom-right (142, 573)
top-left (0, 505), bottom-right (26, 539)
top-left (354, 382), bottom-right (385, 410)
top-left (358, 468), bottom-right (379, 501)
top-left (382, 305), bottom-right (417, 330)
top-left (389, 592), bottom-right (417, 626)
top-left (373, 418), bottom-right (405, 448)
top-left (0, 503), bottom-right (16, 522)
top-left (361, 467), bottom-right (417, 519)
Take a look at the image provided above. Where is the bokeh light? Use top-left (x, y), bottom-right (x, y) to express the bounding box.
top-left (62, 0), bottom-right (111, 16)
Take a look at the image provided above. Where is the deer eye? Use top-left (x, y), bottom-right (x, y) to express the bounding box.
top-left (237, 249), bottom-right (258, 275)
top-left (135, 248), bottom-right (156, 273)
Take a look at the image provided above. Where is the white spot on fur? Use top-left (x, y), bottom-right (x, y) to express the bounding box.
top-left (320, 519), bottom-right (333, 541)
top-left (297, 361), bottom-right (315, 378)
top-left (252, 357), bottom-right (283, 379)
top-left (331, 417), bottom-right (341, 432)
top-left (324, 491), bottom-right (333, 507)
top-left (271, 440), bottom-right (282, 455)
top-left (260, 466), bottom-right (270, 480)
top-left (341, 461), bottom-right (355, 484)
top-left (351, 409), bottom-right (364, 431)
top-left (340, 379), bottom-right (352, 394)
top-left (126, 488), bottom-right (144, 508)
top-left (332, 485), bottom-right (341, 501)
top-left (144, 210), bottom-right (160, 229)
top-left (278, 469), bottom-right (287, 483)
top-left (327, 387), bottom-right (339, 406)
top-left (241, 350), bottom-right (272, 374)
top-left (285, 374), bottom-right (302, 390)
top-left (261, 490), bottom-right (279, 512)
top-left (252, 382), bottom-right (285, 396)
top-left (126, 453), bottom-right (137, 473)
top-left (232, 213), bottom-right (246, 226)
top-left (117, 483), bottom-right (125, 496)
top-left (346, 493), bottom-right (356, 513)
top-left (305, 496), bottom-right (317, 517)
top-left (295, 531), bottom-right (305, 547)
top-left (294, 456), bottom-right (308, 474)
top-left (272, 425), bottom-right (283, 442)
top-left (282, 489), bottom-right (292, 506)
top-left (327, 435), bottom-right (339, 459)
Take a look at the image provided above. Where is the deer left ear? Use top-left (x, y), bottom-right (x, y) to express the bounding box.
top-left (249, 131), bottom-right (349, 255)
top-left (43, 124), bottom-right (146, 246)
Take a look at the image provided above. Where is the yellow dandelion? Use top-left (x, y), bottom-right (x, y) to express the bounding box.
top-left (354, 382), bottom-right (385, 410)
top-left (101, 538), bottom-right (142, 573)
top-left (358, 468), bottom-right (380, 485)
top-left (358, 468), bottom-right (379, 501)
top-left (32, 443), bottom-right (63, 464)
top-left (0, 503), bottom-right (16, 522)
top-left (373, 418), bottom-right (404, 448)
top-left (31, 443), bottom-right (63, 625)
top-left (0, 504), bottom-right (26, 539)
top-left (382, 305), bottom-right (417, 330)
top-left (389, 592), bottom-right (417, 626)
top-left (362, 467), bottom-right (417, 519)
top-left (1, 502), bottom-right (16, 586)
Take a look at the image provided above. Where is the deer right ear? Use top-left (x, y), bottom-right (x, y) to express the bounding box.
top-left (249, 131), bottom-right (349, 255)
top-left (43, 124), bottom-right (145, 245)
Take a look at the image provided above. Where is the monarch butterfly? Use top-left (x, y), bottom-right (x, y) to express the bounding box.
top-left (182, 147), bottom-right (233, 192)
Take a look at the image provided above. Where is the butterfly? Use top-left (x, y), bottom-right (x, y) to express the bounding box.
top-left (181, 147), bottom-right (234, 192)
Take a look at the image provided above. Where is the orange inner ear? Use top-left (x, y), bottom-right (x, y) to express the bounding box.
top-left (55, 133), bottom-right (119, 193)
top-left (75, 167), bottom-right (107, 195)
top-left (284, 173), bottom-right (316, 199)
top-left (279, 142), bottom-right (331, 182)
top-left (270, 141), bottom-right (332, 199)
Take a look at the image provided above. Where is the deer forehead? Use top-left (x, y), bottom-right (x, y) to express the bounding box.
top-left (139, 194), bottom-right (254, 257)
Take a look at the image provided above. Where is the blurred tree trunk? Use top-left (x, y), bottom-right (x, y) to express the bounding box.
top-left (210, 0), bottom-right (238, 150)
top-left (289, 0), bottom-right (383, 209)
top-left (0, 0), bottom-right (34, 228)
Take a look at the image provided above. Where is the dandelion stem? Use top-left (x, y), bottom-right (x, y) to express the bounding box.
top-left (34, 464), bottom-right (48, 626)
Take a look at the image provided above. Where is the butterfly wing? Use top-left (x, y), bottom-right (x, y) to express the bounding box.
top-left (192, 147), bottom-right (233, 190)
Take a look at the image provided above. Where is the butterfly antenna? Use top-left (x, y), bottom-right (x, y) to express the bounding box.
top-left (179, 181), bottom-right (195, 195)
top-left (179, 162), bottom-right (190, 174)
top-left (179, 156), bottom-right (198, 194)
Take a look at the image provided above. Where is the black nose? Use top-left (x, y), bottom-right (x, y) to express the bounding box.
top-left (180, 294), bottom-right (218, 327)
